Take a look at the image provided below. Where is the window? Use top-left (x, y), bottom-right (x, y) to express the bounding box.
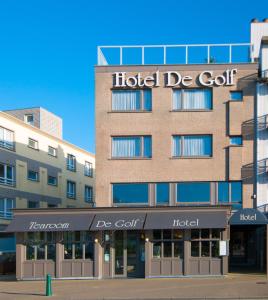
top-left (25, 232), bottom-right (56, 260)
top-left (112, 89), bottom-right (152, 111)
top-left (0, 198), bottom-right (14, 219)
top-left (48, 146), bottom-right (57, 157)
top-left (113, 183), bottom-right (149, 204)
top-left (27, 201), bottom-right (39, 208)
top-left (230, 91), bottom-right (243, 101)
top-left (230, 136), bottom-right (242, 146)
top-left (48, 175), bottom-right (57, 186)
top-left (84, 161), bottom-right (93, 177)
top-left (48, 204), bottom-right (57, 208)
top-left (156, 183), bottom-right (169, 205)
top-left (217, 181), bottom-right (242, 209)
top-left (85, 186), bottom-right (93, 203)
top-left (173, 88), bottom-right (212, 110)
top-left (28, 138), bottom-right (38, 150)
top-left (176, 182), bottom-right (211, 203)
top-left (67, 181), bottom-right (76, 199)
top-left (63, 231), bottom-right (94, 260)
top-left (152, 230), bottom-right (184, 259)
top-left (28, 170), bottom-right (39, 181)
top-left (172, 135), bottom-right (212, 157)
top-left (24, 114), bottom-right (34, 126)
top-left (67, 154), bottom-right (76, 171)
top-left (191, 229), bottom-right (221, 258)
top-left (112, 136), bottom-right (152, 158)
top-left (0, 127), bottom-right (15, 150)
top-left (0, 163), bottom-right (15, 186)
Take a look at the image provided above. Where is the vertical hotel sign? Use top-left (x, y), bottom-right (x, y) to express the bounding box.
top-left (113, 69), bottom-right (237, 88)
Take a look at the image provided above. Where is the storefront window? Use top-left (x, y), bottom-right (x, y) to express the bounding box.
top-left (25, 232), bottom-right (55, 261)
top-left (103, 231), bottom-right (111, 263)
top-left (190, 229), bottom-right (222, 258)
top-left (63, 231), bottom-right (94, 260)
top-left (152, 230), bottom-right (184, 259)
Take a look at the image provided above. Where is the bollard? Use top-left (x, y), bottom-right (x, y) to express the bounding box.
top-left (45, 274), bottom-right (52, 296)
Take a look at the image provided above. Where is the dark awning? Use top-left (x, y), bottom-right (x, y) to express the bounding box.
top-left (5, 213), bottom-right (95, 232)
top-left (229, 208), bottom-right (268, 225)
top-left (144, 211), bottom-right (228, 229)
top-left (90, 213), bottom-right (146, 231)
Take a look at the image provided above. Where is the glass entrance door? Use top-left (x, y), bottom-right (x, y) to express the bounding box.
top-left (113, 231), bottom-right (145, 278)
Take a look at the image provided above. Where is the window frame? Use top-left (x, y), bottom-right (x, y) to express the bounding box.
top-left (0, 163), bottom-right (15, 186)
top-left (48, 146), bottom-right (57, 157)
top-left (67, 154), bottom-right (76, 172)
top-left (27, 170), bottom-right (39, 182)
top-left (230, 90), bottom-right (243, 101)
top-left (112, 183), bottom-right (149, 205)
top-left (67, 180), bottom-right (76, 199)
top-left (85, 185), bottom-right (93, 203)
top-left (0, 126), bottom-right (15, 151)
top-left (48, 175), bottom-right (58, 186)
top-left (172, 88), bottom-right (213, 111)
top-left (111, 135), bottom-right (152, 159)
top-left (111, 89), bottom-right (152, 112)
top-left (84, 161), bottom-right (93, 177)
top-left (155, 183), bottom-right (170, 205)
top-left (28, 138), bottom-right (39, 150)
top-left (24, 114), bottom-right (34, 126)
top-left (0, 197), bottom-right (14, 219)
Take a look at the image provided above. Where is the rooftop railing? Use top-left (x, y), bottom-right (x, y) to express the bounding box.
top-left (97, 43), bottom-right (253, 66)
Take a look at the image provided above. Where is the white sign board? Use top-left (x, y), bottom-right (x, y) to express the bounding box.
top-left (219, 240), bottom-right (229, 256)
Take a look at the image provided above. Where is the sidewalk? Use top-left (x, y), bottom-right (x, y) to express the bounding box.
top-left (0, 274), bottom-right (267, 300)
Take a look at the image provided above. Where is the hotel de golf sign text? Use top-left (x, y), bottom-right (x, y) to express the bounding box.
top-left (113, 69), bottom-right (237, 88)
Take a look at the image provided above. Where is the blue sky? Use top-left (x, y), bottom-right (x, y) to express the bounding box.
top-left (0, 0), bottom-right (267, 153)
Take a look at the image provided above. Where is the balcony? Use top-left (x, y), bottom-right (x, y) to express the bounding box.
top-left (97, 43), bottom-right (253, 66)
top-left (0, 210), bottom-right (13, 220)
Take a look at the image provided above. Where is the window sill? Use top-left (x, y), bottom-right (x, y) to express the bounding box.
top-left (229, 145), bottom-right (243, 147)
top-left (67, 168), bottom-right (76, 172)
top-left (108, 110), bottom-right (152, 113)
top-left (229, 100), bottom-right (243, 102)
top-left (170, 109), bottom-right (212, 112)
top-left (67, 196), bottom-right (76, 200)
top-left (109, 157), bottom-right (152, 160)
top-left (170, 156), bottom-right (212, 159)
top-left (28, 179), bottom-right (39, 182)
top-left (28, 146), bottom-right (39, 151)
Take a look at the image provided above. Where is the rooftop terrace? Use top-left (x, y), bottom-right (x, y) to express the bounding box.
top-left (97, 43), bottom-right (253, 66)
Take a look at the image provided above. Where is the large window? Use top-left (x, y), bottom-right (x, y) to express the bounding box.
top-left (152, 230), bottom-right (184, 259)
top-left (173, 88), bottom-right (212, 110)
top-left (112, 136), bottom-right (152, 159)
top-left (63, 231), bottom-right (94, 260)
top-left (48, 175), bottom-right (57, 186)
top-left (218, 181), bottom-right (242, 209)
top-left (156, 183), bottom-right (169, 205)
top-left (191, 229), bottom-right (221, 258)
top-left (67, 180), bottom-right (76, 199)
top-left (177, 182), bottom-right (211, 203)
top-left (112, 90), bottom-right (152, 112)
top-left (26, 232), bottom-right (56, 260)
top-left (67, 154), bottom-right (76, 171)
top-left (173, 135), bottom-right (212, 157)
top-left (0, 127), bottom-right (14, 150)
top-left (113, 183), bottom-right (149, 204)
top-left (27, 201), bottom-right (39, 208)
top-left (0, 198), bottom-right (14, 219)
top-left (85, 185), bottom-right (93, 203)
top-left (0, 163), bottom-right (15, 186)
top-left (84, 161), bottom-right (93, 177)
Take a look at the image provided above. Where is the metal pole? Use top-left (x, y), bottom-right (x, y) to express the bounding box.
top-left (142, 47), bottom-right (145, 65)
top-left (207, 45), bottom-right (210, 64)
top-left (185, 46), bottom-right (188, 64)
top-left (229, 45), bottom-right (232, 63)
top-left (163, 46), bottom-right (166, 64)
top-left (120, 47), bottom-right (123, 65)
top-left (45, 274), bottom-right (52, 296)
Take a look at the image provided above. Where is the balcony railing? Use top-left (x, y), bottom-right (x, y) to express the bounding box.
top-left (97, 43), bottom-right (253, 66)
top-left (0, 177), bottom-right (15, 186)
top-left (0, 210), bottom-right (13, 220)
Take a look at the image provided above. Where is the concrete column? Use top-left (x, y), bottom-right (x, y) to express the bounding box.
top-left (15, 233), bottom-right (24, 280)
top-left (56, 242), bottom-right (62, 278)
top-left (184, 230), bottom-right (191, 276)
top-left (222, 227), bottom-right (229, 275)
top-left (145, 230), bottom-right (152, 278)
top-left (94, 231), bottom-right (102, 279)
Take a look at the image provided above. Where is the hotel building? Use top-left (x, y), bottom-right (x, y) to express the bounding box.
top-left (6, 20), bottom-right (268, 280)
top-left (0, 108), bottom-right (95, 274)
